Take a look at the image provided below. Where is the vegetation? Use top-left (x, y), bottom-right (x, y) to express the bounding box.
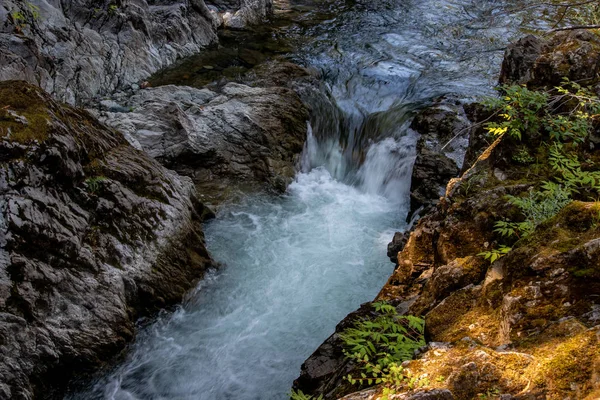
top-left (512, 0), bottom-right (600, 32)
top-left (479, 79), bottom-right (600, 262)
top-left (11, 2), bottom-right (40, 29)
top-left (85, 176), bottom-right (107, 195)
top-left (289, 390), bottom-right (322, 400)
top-left (339, 302), bottom-right (426, 399)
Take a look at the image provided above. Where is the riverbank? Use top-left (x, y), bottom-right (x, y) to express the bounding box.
top-left (294, 28), bottom-right (600, 400)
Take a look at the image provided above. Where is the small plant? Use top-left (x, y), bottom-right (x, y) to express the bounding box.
top-left (504, 183), bottom-right (572, 234)
top-left (478, 245), bottom-right (512, 264)
top-left (341, 302), bottom-right (425, 396)
top-left (479, 182), bottom-right (572, 263)
top-left (460, 170), bottom-right (487, 196)
top-left (289, 389), bottom-right (322, 400)
top-left (477, 386), bottom-right (501, 399)
top-left (108, 4), bottom-right (119, 14)
top-left (484, 84), bottom-right (548, 141)
top-left (85, 176), bottom-right (106, 195)
top-left (484, 79), bottom-right (600, 144)
top-left (548, 143), bottom-right (600, 195)
top-left (11, 2), bottom-right (40, 29)
top-left (512, 146), bottom-right (535, 164)
top-left (11, 11), bottom-right (26, 25)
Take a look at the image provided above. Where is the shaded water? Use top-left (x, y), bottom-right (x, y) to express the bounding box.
top-left (71, 0), bottom-right (541, 399)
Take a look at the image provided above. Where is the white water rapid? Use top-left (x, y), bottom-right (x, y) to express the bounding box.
top-left (73, 161), bottom-right (411, 399)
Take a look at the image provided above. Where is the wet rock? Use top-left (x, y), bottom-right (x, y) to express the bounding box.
top-left (0, 81), bottom-right (214, 399)
top-left (387, 231), bottom-right (409, 263)
top-left (408, 101), bottom-right (469, 219)
top-left (96, 81), bottom-right (309, 195)
top-left (293, 303), bottom-right (381, 399)
top-left (0, 0), bottom-right (272, 105)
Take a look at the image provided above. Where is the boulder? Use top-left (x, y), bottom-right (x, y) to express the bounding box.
top-left (407, 101), bottom-right (469, 219)
top-left (500, 30), bottom-right (600, 88)
top-left (0, 81), bottom-right (214, 399)
top-left (96, 81), bottom-right (309, 196)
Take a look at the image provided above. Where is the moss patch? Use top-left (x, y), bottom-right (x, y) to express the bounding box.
top-left (0, 81), bottom-right (51, 144)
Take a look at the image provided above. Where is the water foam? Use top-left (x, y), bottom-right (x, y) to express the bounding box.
top-left (72, 168), bottom-right (404, 400)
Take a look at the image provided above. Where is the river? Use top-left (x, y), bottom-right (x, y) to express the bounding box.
top-left (69, 0), bottom-right (539, 398)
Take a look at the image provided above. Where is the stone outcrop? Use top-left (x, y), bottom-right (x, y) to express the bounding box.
top-left (93, 62), bottom-right (315, 197)
top-left (0, 81), bottom-right (214, 399)
top-left (500, 29), bottom-right (600, 88)
top-left (407, 100), bottom-right (469, 219)
top-left (0, 0), bottom-right (272, 105)
top-left (210, 0), bottom-right (273, 29)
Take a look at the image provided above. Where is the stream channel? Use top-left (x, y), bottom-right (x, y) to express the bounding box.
top-left (70, 0), bottom-right (540, 399)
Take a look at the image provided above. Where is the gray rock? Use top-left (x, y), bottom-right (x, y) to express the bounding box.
top-left (0, 0), bottom-right (272, 105)
top-left (408, 101), bottom-right (469, 219)
top-left (98, 82), bottom-right (309, 194)
top-left (0, 81), bottom-right (214, 399)
top-left (99, 99), bottom-right (128, 113)
top-left (499, 30), bottom-right (600, 89)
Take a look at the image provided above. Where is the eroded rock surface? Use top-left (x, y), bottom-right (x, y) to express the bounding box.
top-left (95, 80), bottom-right (308, 196)
top-left (0, 0), bottom-right (272, 105)
top-left (0, 81), bottom-right (214, 399)
top-left (94, 61), bottom-right (331, 197)
top-left (407, 100), bottom-right (469, 219)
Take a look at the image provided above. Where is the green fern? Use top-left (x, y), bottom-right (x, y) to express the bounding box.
top-left (289, 390), bottom-right (323, 400)
top-left (340, 302), bottom-right (425, 388)
top-left (549, 143), bottom-right (600, 194)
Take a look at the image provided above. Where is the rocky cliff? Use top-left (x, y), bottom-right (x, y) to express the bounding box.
top-left (0, 81), bottom-right (215, 400)
top-left (294, 29), bottom-right (600, 400)
top-left (0, 0), bottom-right (272, 105)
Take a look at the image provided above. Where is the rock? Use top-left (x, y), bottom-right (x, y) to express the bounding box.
top-left (0, 0), bottom-right (273, 105)
top-left (212, 0), bottom-right (273, 28)
top-left (97, 81), bottom-right (309, 196)
top-left (0, 81), bottom-right (214, 399)
top-left (387, 231), bottom-right (409, 263)
top-left (293, 303), bottom-right (381, 399)
top-left (99, 99), bottom-right (128, 113)
top-left (500, 30), bottom-right (600, 89)
top-left (498, 35), bottom-right (545, 86)
top-left (408, 101), bottom-right (470, 219)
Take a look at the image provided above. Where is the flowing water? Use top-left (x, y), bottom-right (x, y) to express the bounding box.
top-left (71, 0), bottom-right (542, 399)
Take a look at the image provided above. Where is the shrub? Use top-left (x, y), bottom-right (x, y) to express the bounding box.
top-left (340, 302), bottom-right (425, 397)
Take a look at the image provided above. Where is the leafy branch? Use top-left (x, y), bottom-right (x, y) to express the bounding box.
top-left (340, 302), bottom-right (425, 399)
